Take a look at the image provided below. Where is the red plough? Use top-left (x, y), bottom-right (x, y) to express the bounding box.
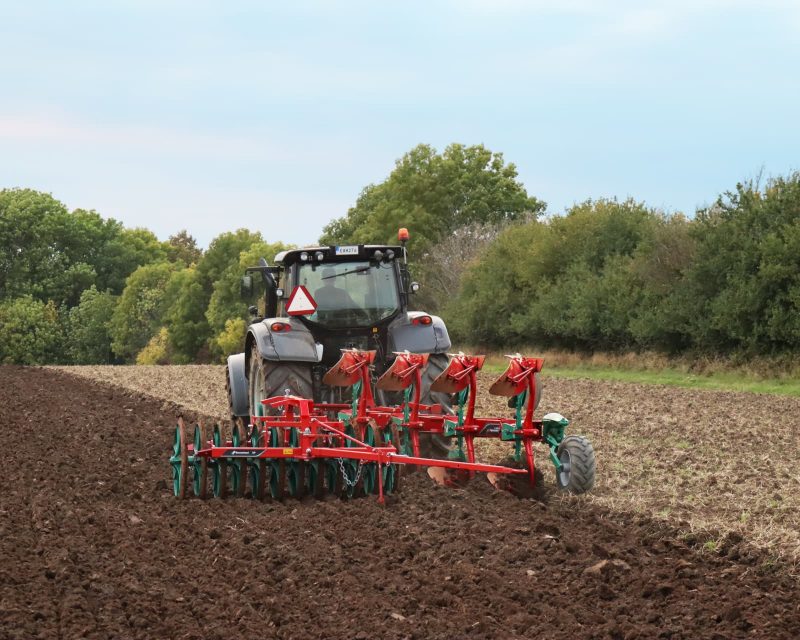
top-left (170, 350), bottom-right (596, 502)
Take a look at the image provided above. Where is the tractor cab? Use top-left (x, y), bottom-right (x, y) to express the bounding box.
top-left (276, 245), bottom-right (406, 328)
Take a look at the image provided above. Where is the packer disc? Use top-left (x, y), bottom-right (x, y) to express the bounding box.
top-left (248, 425), bottom-right (267, 500)
top-left (268, 427), bottom-right (286, 499)
top-left (286, 428), bottom-right (307, 498)
top-left (229, 419), bottom-right (247, 497)
top-left (212, 424), bottom-right (227, 498)
top-left (171, 418), bottom-right (188, 498)
top-left (192, 422), bottom-right (208, 498)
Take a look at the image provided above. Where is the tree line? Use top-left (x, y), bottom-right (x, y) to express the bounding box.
top-left (323, 146), bottom-right (800, 357)
top-left (2, 144), bottom-right (799, 365)
top-left (0, 188), bottom-right (288, 364)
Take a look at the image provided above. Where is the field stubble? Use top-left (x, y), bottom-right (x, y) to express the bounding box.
top-left (55, 364), bottom-right (800, 568)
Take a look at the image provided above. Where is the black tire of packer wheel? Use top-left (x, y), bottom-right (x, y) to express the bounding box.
top-left (248, 345), bottom-right (314, 417)
top-left (555, 435), bottom-right (596, 494)
top-left (417, 352), bottom-right (457, 459)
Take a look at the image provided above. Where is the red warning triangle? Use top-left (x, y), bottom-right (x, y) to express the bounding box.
top-left (286, 285), bottom-right (317, 316)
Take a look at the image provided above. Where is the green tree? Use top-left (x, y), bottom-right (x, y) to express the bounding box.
top-left (136, 327), bottom-right (172, 364)
top-left (449, 199), bottom-right (670, 350)
top-left (110, 262), bottom-right (178, 360)
top-left (213, 318), bottom-right (248, 359)
top-left (0, 296), bottom-right (64, 364)
top-left (0, 189), bottom-right (93, 305)
top-left (627, 215), bottom-right (696, 351)
top-left (0, 189), bottom-right (171, 306)
top-left (164, 229), bottom-right (264, 361)
top-left (685, 174), bottom-right (800, 353)
top-left (446, 219), bottom-right (550, 344)
top-left (167, 230), bottom-right (203, 265)
top-left (66, 286), bottom-right (118, 364)
top-left (196, 229), bottom-right (264, 292)
top-left (98, 227), bottom-right (170, 294)
top-left (163, 267), bottom-right (209, 362)
top-left (320, 143), bottom-right (545, 257)
top-left (207, 240), bottom-right (292, 358)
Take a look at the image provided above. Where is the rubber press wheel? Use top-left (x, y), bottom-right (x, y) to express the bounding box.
top-left (555, 435), bottom-right (596, 494)
top-left (172, 418), bottom-right (189, 498)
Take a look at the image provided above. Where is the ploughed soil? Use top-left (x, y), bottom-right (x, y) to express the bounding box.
top-left (3, 366), bottom-right (799, 640)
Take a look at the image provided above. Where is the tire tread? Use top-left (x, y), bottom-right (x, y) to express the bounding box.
top-left (557, 435), bottom-right (595, 494)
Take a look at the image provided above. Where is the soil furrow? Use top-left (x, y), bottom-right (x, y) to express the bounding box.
top-left (3, 365), bottom-right (800, 639)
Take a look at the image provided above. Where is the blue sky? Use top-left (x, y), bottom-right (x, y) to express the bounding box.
top-left (1, 1), bottom-right (798, 247)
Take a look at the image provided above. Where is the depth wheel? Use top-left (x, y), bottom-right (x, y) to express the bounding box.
top-left (171, 418), bottom-right (189, 498)
top-left (192, 422), bottom-right (208, 498)
top-left (555, 435), bottom-right (596, 494)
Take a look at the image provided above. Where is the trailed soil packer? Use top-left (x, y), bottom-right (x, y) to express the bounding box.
top-left (169, 229), bottom-right (595, 501)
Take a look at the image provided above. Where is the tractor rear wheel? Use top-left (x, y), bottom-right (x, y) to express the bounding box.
top-left (248, 347), bottom-right (313, 499)
top-left (248, 346), bottom-right (314, 416)
top-left (555, 435), bottom-right (595, 494)
top-left (418, 353), bottom-right (457, 459)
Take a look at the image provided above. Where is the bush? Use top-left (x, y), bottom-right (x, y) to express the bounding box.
top-left (447, 199), bottom-right (685, 351)
top-left (110, 262), bottom-right (178, 361)
top-left (684, 174), bottom-right (800, 354)
top-left (0, 296), bottom-right (64, 364)
top-left (135, 327), bottom-right (171, 364)
top-left (66, 286), bottom-right (117, 364)
top-left (212, 318), bottom-right (248, 359)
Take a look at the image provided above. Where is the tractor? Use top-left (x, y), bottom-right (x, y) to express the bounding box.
top-left (169, 229), bottom-right (595, 501)
top-left (225, 228), bottom-right (514, 458)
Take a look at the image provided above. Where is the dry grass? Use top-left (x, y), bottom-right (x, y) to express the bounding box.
top-left (53, 364), bottom-right (800, 567)
top-left (468, 346), bottom-right (800, 380)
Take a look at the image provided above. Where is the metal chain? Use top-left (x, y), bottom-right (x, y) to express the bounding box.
top-left (337, 458), bottom-right (363, 488)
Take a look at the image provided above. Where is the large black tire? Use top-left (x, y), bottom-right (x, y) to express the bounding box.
top-left (247, 347), bottom-right (314, 499)
top-left (555, 435), bottom-right (595, 494)
top-left (224, 363), bottom-right (245, 427)
top-left (418, 352), bottom-right (456, 458)
top-left (248, 345), bottom-right (313, 417)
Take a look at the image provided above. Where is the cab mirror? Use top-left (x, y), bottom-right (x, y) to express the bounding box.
top-left (240, 275), bottom-right (253, 297)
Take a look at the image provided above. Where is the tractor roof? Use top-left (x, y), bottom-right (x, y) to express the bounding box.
top-left (275, 245), bottom-right (402, 267)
